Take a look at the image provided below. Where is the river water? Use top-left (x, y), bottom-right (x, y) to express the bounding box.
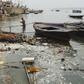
top-left (0, 8), bottom-right (84, 84)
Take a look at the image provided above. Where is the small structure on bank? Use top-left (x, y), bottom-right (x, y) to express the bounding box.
top-left (0, 0), bottom-right (29, 18)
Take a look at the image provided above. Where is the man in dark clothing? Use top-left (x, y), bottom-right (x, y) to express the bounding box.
top-left (21, 18), bottom-right (26, 33)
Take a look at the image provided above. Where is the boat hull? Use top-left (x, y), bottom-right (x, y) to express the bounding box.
top-left (33, 22), bottom-right (71, 41)
top-left (69, 15), bottom-right (83, 19)
top-left (34, 22), bottom-right (84, 40)
top-left (70, 30), bottom-right (84, 37)
top-left (35, 29), bottom-right (70, 41)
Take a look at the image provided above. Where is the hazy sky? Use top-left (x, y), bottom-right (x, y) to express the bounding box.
top-left (13, 0), bottom-right (84, 9)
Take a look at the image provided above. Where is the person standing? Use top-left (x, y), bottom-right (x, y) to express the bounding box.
top-left (21, 18), bottom-right (26, 33)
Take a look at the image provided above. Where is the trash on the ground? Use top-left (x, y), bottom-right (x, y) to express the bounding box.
top-left (22, 57), bottom-right (35, 64)
top-left (61, 66), bottom-right (66, 71)
top-left (61, 58), bottom-right (65, 62)
top-left (57, 48), bottom-right (64, 54)
top-left (42, 43), bottom-right (48, 46)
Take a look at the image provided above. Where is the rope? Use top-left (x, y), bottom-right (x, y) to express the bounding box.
top-left (0, 22), bottom-right (34, 29)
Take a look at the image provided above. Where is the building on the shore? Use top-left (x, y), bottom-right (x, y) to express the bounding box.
top-left (4, 0), bottom-right (29, 15)
top-left (0, 0), bottom-right (29, 18)
top-left (0, 0), bottom-right (8, 18)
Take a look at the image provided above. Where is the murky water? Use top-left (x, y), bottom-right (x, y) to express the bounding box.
top-left (0, 9), bottom-right (84, 84)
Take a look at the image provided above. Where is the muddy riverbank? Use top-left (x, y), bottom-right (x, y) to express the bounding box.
top-left (0, 38), bottom-right (80, 84)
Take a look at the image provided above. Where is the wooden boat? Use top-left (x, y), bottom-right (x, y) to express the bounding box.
top-left (69, 10), bottom-right (83, 19)
top-left (33, 22), bottom-right (83, 28)
top-left (63, 24), bottom-right (84, 37)
top-left (70, 27), bottom-right (84, 37)
top-left (72, 10), bottom-right (82, 13)
top-left (56, 9), bottom-right (60, 12)
top-left (0, 32), bottom-right (16, 42)
top-left (34, 10), bottom-right (43, 14)
top-left (33, 22), bottom-right (74, 41)
top-left (0, 32), bottom-right (23, 42)
top-left (29, 10), bottom-right (43, 14)
top-left (69, 14), bottom-right (84, 19)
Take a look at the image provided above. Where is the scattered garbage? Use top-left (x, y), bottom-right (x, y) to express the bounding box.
top-left (61, 58), bottom-right (65, 62)
top-left (42, 43), bottom-right (48, 46)
top-left (0, 37), bottom-right (82, 84)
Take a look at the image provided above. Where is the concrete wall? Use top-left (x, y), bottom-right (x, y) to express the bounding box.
top-left (5, 6), bottom-right (26, 14)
